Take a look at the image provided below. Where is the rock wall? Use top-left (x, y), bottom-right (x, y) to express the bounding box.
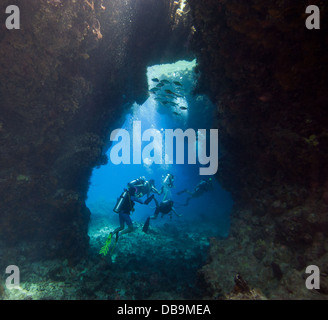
top-left (2, 0), bottom-right (327, 298)
top-left (188, 0), bottom-right (328, 298)
top-left (0, 0), bottom-right (192, 260)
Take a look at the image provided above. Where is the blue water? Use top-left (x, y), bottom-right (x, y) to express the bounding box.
top-left (86, 60), bottom-right (233, 237)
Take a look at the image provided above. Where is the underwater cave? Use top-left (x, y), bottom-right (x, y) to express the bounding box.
top-left (0, 0), bottom-right (328, 301)
top-left (86, 60), bottom-right (233, 298)
top-left (85, 59), bottom-right (233, 299)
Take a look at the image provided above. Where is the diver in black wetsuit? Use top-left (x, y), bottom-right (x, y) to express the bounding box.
top-left (142, 185), bottom-right (181, 233)
top-left (150, 197), bottom-right (181, 219)
top-left (177, 178), bottom-right (213, 206)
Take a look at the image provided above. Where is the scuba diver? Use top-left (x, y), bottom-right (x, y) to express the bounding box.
top-left (128, 176), bottom-right (161, 199)
top-left (111, 186), bottom-right (144, 241)
top-left (99, 182), bottom-right (155, 257)
top-left (177, 178), bottom-right (213, 206)
top-left (161, 173), bottom-right (174, 201)
top-left (143, 197), bottom-right (181, 233)
top-left (150, 197), bottom-right (181, 220)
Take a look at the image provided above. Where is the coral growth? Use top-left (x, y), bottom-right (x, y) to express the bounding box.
top-left (0, 217), bottom-right (210, 300)
top-left (188, 0), bottom-right (328, 299)
top-left (0, 0), bottom-right (192, 259)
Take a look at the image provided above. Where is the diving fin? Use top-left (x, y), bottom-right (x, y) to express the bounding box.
top-left (99, 232), bottom-right (113, 256)
top-left (142, 217), bottom-right (150, 233)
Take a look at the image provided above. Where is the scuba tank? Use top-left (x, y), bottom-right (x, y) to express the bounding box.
top-left (128, 179), bottom-right (139, 188)
top-left (163, 174), bottom-right (174, 187)
top-left (128, 177), bottom-right (146, 188)
top-left (113, 190), bottom-right (129, 213)
top-left (128, 177), bottom-right (146, 197)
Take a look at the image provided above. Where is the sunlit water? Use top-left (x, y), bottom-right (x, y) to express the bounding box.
top-left (87, 60), bottom-right (233, 239)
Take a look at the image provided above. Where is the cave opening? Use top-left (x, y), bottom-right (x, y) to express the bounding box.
top-left (85, 59), bottom-right (233, 298)
top-left (0, 0), bottom-right (326, 301)
top-left (87, 59), bottom-right (233, 238)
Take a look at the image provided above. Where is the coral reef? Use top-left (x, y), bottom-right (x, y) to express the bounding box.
top-left (1, 0), bottom-right (328, 300)
top-left (0, 216), bottom-right (209, 300)
top-left (0, 0), bottom-right (192, 259)
top-left (197, 209), bottom-right (326, 299)
top-left (186, 0), bottom-right (328, 299)
top-left (0, 0), bottom-right (106, 259)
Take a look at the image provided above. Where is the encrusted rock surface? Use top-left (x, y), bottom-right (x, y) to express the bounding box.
top-left (188, 0), bottom-right (328, 299)
top-left (0, 215), bottom-right (209, 300)
top-left (1, 0), bottom-right (328, 300)
top-left (0, 0), bottom-right (192, 259)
